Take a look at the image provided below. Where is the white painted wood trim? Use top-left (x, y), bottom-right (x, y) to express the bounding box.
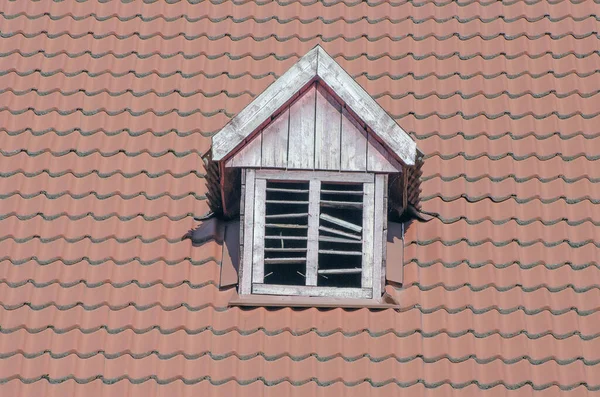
top-left (253, 284), bottom-right (372, 299)
top-left (305, 179), bottom-right (321, 286)
top-left (239, 169), bottom-right (256, 295)
top-left (255, 169), bottom-right (374, 183)
top-left (361, 182), bottom-right (375, 289)
top-left (252, 178), bottom-right (267, 283)
top-left (371, 174), bottom-right (385, 298)
top-left (212, 47), bottom-right (319, 160)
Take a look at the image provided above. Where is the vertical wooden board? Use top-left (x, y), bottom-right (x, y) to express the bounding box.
top-left (381, 175), bottom-right (388, 292)
top-left (288, 85), bottom-right (316, 169)
top-left (252, 178), bottom-right (267, 283)
top-left (306, 179), bottom-right (321, 286)
top-left (386, 221), bottom-right (404, 285)
top-left (220, 220), bottom-right (241, 288)
top-left (341, 108), bottom-right (367, 171)
top-left (240, 169), bottom-right (256, 295)
top-left (226, 133), bottom-right (262, 168)
top-left (371, 175), bottom-right (385, 298)
top-left (314, 84), bottom-right (342, 170)
top-left (361, 182), bottom-right (375, 289)
top-left (261, 108), bottom-right (290, 168)
top-left (367, 132), bottom-right (403, 173)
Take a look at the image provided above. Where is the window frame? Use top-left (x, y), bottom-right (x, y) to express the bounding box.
top-left (239, 169), bottom-right (386, 300)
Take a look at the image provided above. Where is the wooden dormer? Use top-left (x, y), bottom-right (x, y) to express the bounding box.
top-left (208, 45), bottom-right (422, 303)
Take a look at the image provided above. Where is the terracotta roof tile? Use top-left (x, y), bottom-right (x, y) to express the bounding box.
top-left (1, 0), bottom-right (599, 395)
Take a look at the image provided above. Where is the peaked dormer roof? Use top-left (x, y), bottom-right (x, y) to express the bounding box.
top-left (211, 45), bottom-right (419, 167)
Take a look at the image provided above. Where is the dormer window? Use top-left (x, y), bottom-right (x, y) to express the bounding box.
top-left (245, 170), bottom-right (382, 299)
top-left (207, 45), bottom-right (422, 304)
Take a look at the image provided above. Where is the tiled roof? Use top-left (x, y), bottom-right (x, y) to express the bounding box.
top-left (1, 0), bottom-right (599, 395)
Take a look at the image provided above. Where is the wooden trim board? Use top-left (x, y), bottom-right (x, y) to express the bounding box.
top-left (252, 284), bottom-right (372, 299)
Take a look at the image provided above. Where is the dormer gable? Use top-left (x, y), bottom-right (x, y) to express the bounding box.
top-left (211, 45), bottom-right (419, 169)
top-left (224, 82), bottom-right (403, 173)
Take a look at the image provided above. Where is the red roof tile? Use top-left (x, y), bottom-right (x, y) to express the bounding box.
top-left (1, 0), bottom-right (599, 395)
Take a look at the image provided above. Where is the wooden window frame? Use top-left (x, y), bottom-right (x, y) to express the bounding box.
top-left (239, 169), bottom-right (385, 300)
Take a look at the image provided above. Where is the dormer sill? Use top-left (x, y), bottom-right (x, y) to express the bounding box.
top-left (229, 292), bottom-right (400, 310)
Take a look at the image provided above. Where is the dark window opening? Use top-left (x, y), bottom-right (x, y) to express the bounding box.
top-left (317, 182), bottom-right (363, 288)
top-left (264, 180), bottom-right (309, 285)
top-left (261, 180), bottom-right (365, 289)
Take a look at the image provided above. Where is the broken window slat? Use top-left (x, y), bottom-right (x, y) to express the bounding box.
top-left (318, 235), bottom-right (363, 244)
top-left (320, 200), bottom-right (363, 209)
top-left (266, 200), bottom-right (310, 205)
top-left (265, 235), bottom-right (308, 241)
top-left (266, 224), bottom-right (309, 229)
top-left (317, 268), bottom-right (362, 274)
top-left (320, 189), bottom-right (363, 195)
top-left (319, 213), bottom-right (362, 233)
top-left (319, 225), bottom-right (361, 241)
top-left (318, 249), bottom-right (362, 256)
top-left (264, 258), bottom-right (307, 264)
top-left (265, 213), bottom-right (309, 219)
top-left (265, 247), bottom-right (307, 253)
top-left (266, 187), bottom-right (310, 193)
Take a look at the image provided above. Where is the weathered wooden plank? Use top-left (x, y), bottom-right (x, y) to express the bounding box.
top-left (315, 46), bottom-right (417, 166)
top-left (320, 213), bottom-right (362, 233)
top-left (253, 284), bottom-right (372, 299)
top-left (265, 200), bottom-right (310, 205)
top-left (320, 200), bottom-right (362, 209)
top-left (225, 132), bottom-right (262, 168)
top-left (317, 268), bottom-right (362, 274)
top-left (321, 189), bottom-right (363, 195)
top-left (266, 187), bottom-right (310, 193)
top-left (261, 108), bottom-right (290, 168)
top-left (288, 84), bottom-right (317, 169)
top-left (239, 169), bottom-right (256, 295)
top-left (318, 225), bottom-right (361, 241)
top-left (212, 47), bottom-right (318, 160)
top-left (361, 182), bottom-right (375, 289)
top-left (265, 235), bottom-right (308, 241)
top-left (265, 223), bottom-right (309, 229)
top-left (340, 107), bottom-right (367, 171)
top-left (265, 247), bottom-right (307, 253)
top-left (372, 174), bottom-right (385, 298)
top-left (319, 235), bottom-right (363, 244)
top-left (220, 220), bottom-right (241, 288)
top-left (386, 221), bottom-right (404, 284)
top-left (264, 258), bottom-right (307, 264)
top-left (367, 131), bottom-right (403, 172)
top-left (256, 169), bottom-right (374, 183)
top-left (382, 175), bottom-right (389, 292)
top-left (305, 179), bottom-right (321, 286)
top-left (252, 178), bottom-right (267, 283)
top-left (230, 294), bottom-right (398, 309)
top-left (318, 250), bottom-right (362, 256)
top-left (315, 84), bottom-right (342, 170)
top-left (265, 213), bottom-right (309, 219)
